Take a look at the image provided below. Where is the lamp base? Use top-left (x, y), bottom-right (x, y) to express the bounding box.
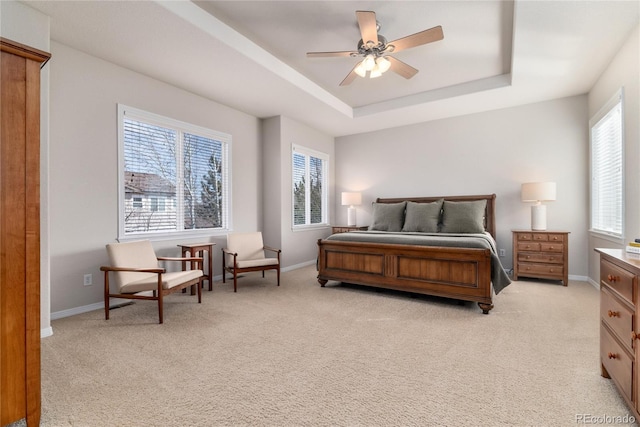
top-left (531, 204), bottom-right (547, 231)
top-left (347, 206), bottom-right (356, 226)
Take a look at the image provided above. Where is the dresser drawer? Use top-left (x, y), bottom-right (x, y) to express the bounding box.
top-left (601, 287), bottom-right (634, 351)
top-left (601, 259), bottom-right (636, 304)
top-left (516, 233), bottom-right (533, 241)
top-left (517, 262), bottom-right (563, 277)
top-left (540, 243), bottom-right (564, 253)
top-left (601, 325), bottom-right (633, 402)
top-left (518, 253), bottom-right (563, 264)
top-left (517, 242), bottom-right (541, 252)
top-left (546, 234), bottom-right (565, 243)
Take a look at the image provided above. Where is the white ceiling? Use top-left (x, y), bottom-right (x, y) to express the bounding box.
top-left (23, 0), bottom-right (640, 136)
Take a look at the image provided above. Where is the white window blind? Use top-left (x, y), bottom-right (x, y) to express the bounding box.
top-left (590, 89), bottom-right (624, 238)
top-left (292, 144), bottom-right (328, 228)
top-left (118, 105), bottom-right (231, 239)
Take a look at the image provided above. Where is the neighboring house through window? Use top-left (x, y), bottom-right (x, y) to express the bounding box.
top-left (118, 105), bottom-right (231, 239)
top-left (292, 144), bottom-right (329, 228)
top-left (590, 88), bottom-right (624, 240)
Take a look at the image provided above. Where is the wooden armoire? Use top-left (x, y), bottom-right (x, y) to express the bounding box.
top-left (0, 38), bottom-right (50, 427)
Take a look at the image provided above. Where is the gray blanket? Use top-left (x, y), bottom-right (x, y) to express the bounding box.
top-left (326, 231), bottom-right (512, 294)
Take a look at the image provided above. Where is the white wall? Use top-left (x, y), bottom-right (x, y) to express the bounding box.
top-left (48, 42), bottom-right (261, 315)
top-left (588, 25), bottom-right (640, 283)
top-left (263, 116), bottom-right (335, 268)
top-left (335, 95), bottom-right (589, 278)
top-left (0, 0), bottom-right (52, 336)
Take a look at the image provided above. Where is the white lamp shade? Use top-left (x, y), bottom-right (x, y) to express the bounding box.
top-left (341, 192), bottom-right (362, 206)
top-left (521, 182), bottom-right (556, 202)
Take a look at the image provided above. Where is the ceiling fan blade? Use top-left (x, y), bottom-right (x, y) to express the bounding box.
top-left (306, 51), bottom-right (356, 58)
top-left (387, 56), bottom-right (419, 79)
top-left (339, 64), bottom-right (359, 86)
top-left (388, 25), bottom-right (444, 53)
top-left (356, 10), bottom-right (378, 46)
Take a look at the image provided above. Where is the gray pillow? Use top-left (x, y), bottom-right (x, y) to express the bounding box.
top-left (440, 200), bottom-right (487, 233)
top-left (402, 200), bottom-right (443, 233)
top-left (368, 201), bottom-right (406, 232)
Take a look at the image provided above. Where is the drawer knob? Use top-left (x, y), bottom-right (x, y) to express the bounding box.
top-left (608, 352), bottom-right (618, 359)
top-left (632, 331), bottom-right (639, 340)
top-left (608, 310), bottom-right (620, 318)
top-left (607, 274), bottom-right (619, 283)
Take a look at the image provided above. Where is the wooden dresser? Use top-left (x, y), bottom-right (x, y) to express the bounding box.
top-left (0, 38), bottom-right (50, 427)
top-left (596, 248), bottom-right (640, 421)
top-left (512, 230), bottom-right (569, 286)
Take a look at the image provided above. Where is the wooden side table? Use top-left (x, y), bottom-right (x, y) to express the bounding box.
top-left (512, 230), bottom-right (569, 285)
top-left (178, 243), bottom-right (215, 291)
top-left (331, 225), bottom-right (368, 234)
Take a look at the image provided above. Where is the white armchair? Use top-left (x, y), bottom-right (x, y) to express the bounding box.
top-left (222, 232), bottom-right (281, 292)
top-left (100, 240), bottom-right (203, 324)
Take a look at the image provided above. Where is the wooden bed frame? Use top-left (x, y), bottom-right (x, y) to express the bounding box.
top-left (317, 194), bottom-right (497, 314)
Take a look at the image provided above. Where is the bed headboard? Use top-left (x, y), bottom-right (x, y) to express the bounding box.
top-left (375, 194), bottom-right (497, 239)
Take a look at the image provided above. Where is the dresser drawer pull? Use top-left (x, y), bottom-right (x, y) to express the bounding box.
top-left (608, 310), bottom-right (620, 318)
top-left (607, 274), bottom-right (619, 283)
top-left (608, 352), bottom-right (618, 359)
top-left (632, 331), bottom-right (639, 340)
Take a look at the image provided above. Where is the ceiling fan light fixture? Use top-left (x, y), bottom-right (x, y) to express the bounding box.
top-left (369, 65), bottom-right (382, 78)
top-left (376, 56), bottom-right (391, 73)
top-left (354, 62), bottom-right (367, 77)
top-left (362, 54), bottom-right (376, 71)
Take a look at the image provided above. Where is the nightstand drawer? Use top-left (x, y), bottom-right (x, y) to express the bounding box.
top-left (540, 243), bottom-right (564, 252)
top-left (517, 242), bottom-right (541, 252)
top-left (601, 324), bottom-right (633, 402)
top-left (517, 253), bottom-right (563, 264)
top-left (601, 259), bottom-right (635, 304)
top-left (547, 234), bottom-right (565, 243)
top-left (601, 287), bottom-right (634, 351)
top-left (517, 262), bottom-right (563, 277)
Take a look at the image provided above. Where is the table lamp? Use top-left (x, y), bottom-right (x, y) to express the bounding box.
top-left (341, 192), bottom-right (362, 226)
top-left (521, 182), bottom-right (556, 230)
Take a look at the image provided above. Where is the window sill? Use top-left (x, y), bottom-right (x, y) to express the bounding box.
top-left (589, 229), bottom-right (625, 245)
top-left (118, 228), bottom-right (229, 243)
top-left (291, 224), bottom-right (331, 233)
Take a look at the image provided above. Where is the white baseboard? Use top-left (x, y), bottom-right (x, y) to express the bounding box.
top-left (568, 274), bottom-right (589, 282)
top-left (587, 277), bottom-right (600, 289)
top-left (51, 301), bottom-right (105, 321)
top-left (41, 326), bottom-right (53, 338)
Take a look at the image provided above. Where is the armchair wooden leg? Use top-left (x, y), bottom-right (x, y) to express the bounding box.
top-left (233, 272), bottom-right (237, 293)
top-left (277, 266), bottom-right (280, 287)
top-left (104, 271), bottom-right (110, 320)
top-left (197, 279), bottom-right (202, 303)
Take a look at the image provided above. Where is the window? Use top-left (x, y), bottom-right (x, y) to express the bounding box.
top-left (590, 89), bottom-right (624, 239)
top-left (118, 105), bottom-right (231, 239)
top-left (292, 144), bottom-right (328, 228)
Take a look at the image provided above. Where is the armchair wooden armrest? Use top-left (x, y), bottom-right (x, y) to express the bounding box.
top-left (221, 248), bottom-right (237, 256)
top-left (263, 246), bottom-right (281, 254)
top-left (100, 266), bottom-right (165, 273)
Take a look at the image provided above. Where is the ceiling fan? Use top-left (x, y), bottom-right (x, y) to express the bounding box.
top-left (306, 10), bottom-right (444, 86)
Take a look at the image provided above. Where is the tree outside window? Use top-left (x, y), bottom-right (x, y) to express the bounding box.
top-left (292, 145), bottom-right (328, 228)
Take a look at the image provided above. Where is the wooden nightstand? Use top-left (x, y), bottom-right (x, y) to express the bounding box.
top-left (512, 230), bottom-right (569, 286)
top-left (331, 225), bottom-right (368, 234)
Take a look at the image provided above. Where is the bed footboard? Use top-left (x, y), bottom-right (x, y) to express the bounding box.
top-left (317, 239), bottom-right (494, 314)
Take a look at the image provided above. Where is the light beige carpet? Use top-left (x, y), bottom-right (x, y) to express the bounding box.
top-left (40, 265), bottom-right (635, 426)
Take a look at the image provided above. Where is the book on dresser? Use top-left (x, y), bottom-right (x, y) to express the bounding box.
top-left (626, 245), bottom-right (640, 254)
